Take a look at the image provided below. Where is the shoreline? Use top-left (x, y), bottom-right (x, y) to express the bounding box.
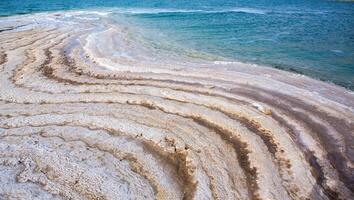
top-left (1, 9), bottom-right (353, 91)
top-left (0, 11), bottom-right (353, 200)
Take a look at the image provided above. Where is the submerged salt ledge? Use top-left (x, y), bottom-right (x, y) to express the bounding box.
top-left (0, 11), bottom-right (353, 200)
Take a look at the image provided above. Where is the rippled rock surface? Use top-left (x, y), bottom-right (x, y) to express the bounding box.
top-left (0, 11), bottom-right (353, 200)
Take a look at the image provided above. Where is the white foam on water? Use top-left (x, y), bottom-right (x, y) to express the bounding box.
top-left (221, 7), bottom-right (267, 14)
top-left (214, 61), bottom-right (243, 65)
top-left (331, 49), bottom-right (343, 54)
top-left (112, 8), bottom-right (204, 14)
top-left (108, 7), bottom-right (267, 15)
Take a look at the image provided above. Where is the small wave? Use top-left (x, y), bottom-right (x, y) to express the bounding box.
top-left (331, 49), bottom-right (344, 53)
top-left (217, 8), bottom-right (267, 15)
top-left (112, 8), bottom-right (203, 14)
top-left (110, 7), bottom-right (267, 15)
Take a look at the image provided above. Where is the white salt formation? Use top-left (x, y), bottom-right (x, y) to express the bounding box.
top-left (0, 11), bottom-right (353, 200)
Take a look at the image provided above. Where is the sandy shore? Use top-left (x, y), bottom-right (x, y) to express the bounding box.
top-left (0, 12), bottom-right (353, 200)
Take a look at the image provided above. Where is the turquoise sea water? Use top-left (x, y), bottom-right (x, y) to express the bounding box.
top-left (1, 0), bottom-right (354, 89)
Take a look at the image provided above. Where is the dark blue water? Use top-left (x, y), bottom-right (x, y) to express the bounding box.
top-left (1, 0), bottom-right (354, 89)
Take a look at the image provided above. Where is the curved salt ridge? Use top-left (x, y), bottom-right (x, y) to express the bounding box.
top-left (0, 11), bottom-right (353, 200)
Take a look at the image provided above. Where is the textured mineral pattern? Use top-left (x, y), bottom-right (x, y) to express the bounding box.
top-left (0, 12), bottom-right (353, 200)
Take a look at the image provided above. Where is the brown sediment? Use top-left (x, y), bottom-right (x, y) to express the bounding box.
top-left (271, 111), bottom-right (344, 200)
top-left (0, 27), bottom-right (16, 33)
top-left (7, 29), bottom-right (59, 51)
top-left (41, 49), bottom-right (81, 86)
top-left (201, 165), bottom-right (221, 200)
top-left (191, 117), bottom-right (260, 200)
top-left (308, 155), bottom-right (342, 200)
top-left (125, 134), bottom-right (197, 200)
top-left (0, 24), bottom-right (30, 33)
top-left (121, 100), bottom-right (258, 199)
top-left (0, 52), bottom-right (7, 72)
top-left (236, 116), bottom-right (278, 155)
top-left (225, 111), bottom-right (301, 197)
top-left (231, 86), bottom-right (354, 193)
top-left (114, 153), bottom-right (164, 199)
top-left (0, 52), bottom-right (7, 65)
top-left (126, 100), bottom-right (257, 199)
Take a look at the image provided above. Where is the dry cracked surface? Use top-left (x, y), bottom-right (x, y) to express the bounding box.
top-left (0, 11), bottom-right (353, 200)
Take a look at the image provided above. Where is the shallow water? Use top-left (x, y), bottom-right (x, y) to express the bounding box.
top-left (1, 0), bottom-right (354, 89)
